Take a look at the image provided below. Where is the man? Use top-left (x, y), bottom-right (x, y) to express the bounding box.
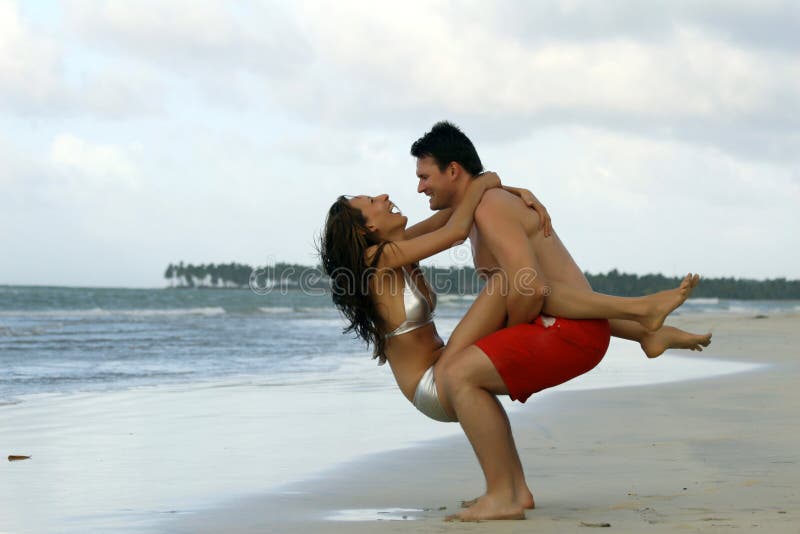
top-left (409, 121), bottom-right (711, 521)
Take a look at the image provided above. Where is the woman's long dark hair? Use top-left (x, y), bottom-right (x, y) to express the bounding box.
top-left (319, 196), bottom-right (393, 364)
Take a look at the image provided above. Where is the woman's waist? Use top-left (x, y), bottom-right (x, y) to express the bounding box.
top-left (385, 331), bottom-right (445, 401)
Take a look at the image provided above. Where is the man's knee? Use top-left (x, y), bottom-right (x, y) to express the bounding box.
top-left (436, 347), bottom-right (482, 395)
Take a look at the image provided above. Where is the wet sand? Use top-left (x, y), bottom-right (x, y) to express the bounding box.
top-left (167, 313), bottom-right (800, 533)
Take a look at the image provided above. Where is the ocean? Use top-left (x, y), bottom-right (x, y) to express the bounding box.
top-left (0, 285), bottom-right (793, 404)
top-left (0, 285), bottom-right (787, 532)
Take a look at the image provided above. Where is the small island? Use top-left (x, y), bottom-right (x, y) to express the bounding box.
top-left (163, 262), bottom-right (800, 299)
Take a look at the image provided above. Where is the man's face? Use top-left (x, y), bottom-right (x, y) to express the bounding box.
top-left (416, 156), bottom-right (453, 210)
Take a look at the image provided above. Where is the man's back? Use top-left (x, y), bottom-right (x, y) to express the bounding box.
top-left (469, 188), bottom-right (593, 299)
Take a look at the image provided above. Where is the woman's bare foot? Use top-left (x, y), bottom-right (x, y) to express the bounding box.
top-left (461, 488), bottom-right (534, 510)
top-left (446, 494), bottom-right (526, 522)
top-left (640, 326), bottom-right (712, 359)
top-left (639, 273), bottom-right (700, 332)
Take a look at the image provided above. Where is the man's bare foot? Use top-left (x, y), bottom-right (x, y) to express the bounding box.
top-left (461, 488), bottom-right (534, 510)
top-left (639, 273), bottom-right (700, 332)
top-left (446, 494), bottom-right (525, 522)
top-left (641, 326), bottom-right (712, 359)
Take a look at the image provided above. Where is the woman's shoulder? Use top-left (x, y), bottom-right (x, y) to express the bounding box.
top-left (364, 241), bottom-right (403, 269)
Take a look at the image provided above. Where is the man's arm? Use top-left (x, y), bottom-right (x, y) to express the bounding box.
top-left (474, 189), bottom-right (547, 326)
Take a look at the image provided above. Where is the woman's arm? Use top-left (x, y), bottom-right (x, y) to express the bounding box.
top-left (407, 185), bottom-right (552, 240)
top-left (404, 208), bottom-right (453, 240)
top-left (369, 173), bottom-right (501, 269)
top-left (406, 174), bottom-right (547, 240)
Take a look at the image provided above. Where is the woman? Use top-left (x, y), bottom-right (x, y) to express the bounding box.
top-left (319, 173), bottom-right (710, 518)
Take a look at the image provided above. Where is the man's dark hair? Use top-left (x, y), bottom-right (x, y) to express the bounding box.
top-left (410, 121), bottom-right (483, 176)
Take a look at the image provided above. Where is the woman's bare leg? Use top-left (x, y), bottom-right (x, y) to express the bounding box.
top-left (537, 275), bottom-right (712, 357)
top-left (445, 271), bottom-right (709, 360)
top-left (610, 319), bottom-right (712, 358)
top-left (541, 274), bottom-right (700, 331)
top-left (442, 273), bottom-right (508, 359)
top-left (444, 270), bottom-right (704, 353)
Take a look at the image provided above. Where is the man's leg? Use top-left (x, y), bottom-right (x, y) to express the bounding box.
top-left (436, 315), bottom-right (610, 522)
top-left (436, 346), bottom-right (528, 521)
top-left (437, 273), bottom-right (534, 509)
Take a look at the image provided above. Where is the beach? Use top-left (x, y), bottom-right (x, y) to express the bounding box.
top-left (2, 308), bottom-right (798, 533)
top-left (167, 312), bottom-right (800, 533)
top-left (4, 3), bottom-right (799, 532)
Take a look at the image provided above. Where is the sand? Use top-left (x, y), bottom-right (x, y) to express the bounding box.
top-left (166, 313), bottom-right (800, 533)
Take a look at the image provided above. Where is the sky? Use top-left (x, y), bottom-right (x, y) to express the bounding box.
top-left (1, 0), bottom-right (798, 287)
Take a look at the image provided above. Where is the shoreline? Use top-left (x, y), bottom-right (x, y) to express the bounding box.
top-left (166, 312), bottom-right (800, 533)
top-left (2, 312), bottom-right (797, 532)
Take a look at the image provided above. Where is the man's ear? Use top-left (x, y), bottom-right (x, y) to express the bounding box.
top-left (447, 162), bottom-right (460, 181)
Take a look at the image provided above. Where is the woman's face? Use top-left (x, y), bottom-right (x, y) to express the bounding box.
top-left (348, 194), bottom-right (407, 237)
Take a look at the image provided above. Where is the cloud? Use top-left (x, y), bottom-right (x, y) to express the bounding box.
top-left (0, 0), bottom-right (61, 111)
top-left (52, 1), bottom-right (800, 165)
top-left (50, 134), bottom-right (140, 189)
top-left (273, 129), bottom-right (394, 166)
top-left (0, 135), bottom-right (27, 187)
top-left (76, 63), bottom-right (165, 118)
top-left (287, 4), bottom-right (800, 163)
top-left (0, 0), bottom-right (166, 118)
top-left (476, 0), bottom-right (800, 52)
top-left (65, 0), bottom-right (310, 77)
top-left (2, 1), bottom-right (798, 285)
top-left (484, 124), bottom-right (800, 279)
top-left (565, 127), bottom-right (800, 210)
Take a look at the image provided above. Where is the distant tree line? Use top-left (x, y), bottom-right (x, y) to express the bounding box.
top-left (417, 266), bottom-right (800, 299)
top-left (164, 262), bottom-right (325, 289)
top-left (164, 262), bottom-right (259, 288)
top-left (586, 269), bottom-right (800, 299)
top-left (164, 263), bottom-right (800, 299)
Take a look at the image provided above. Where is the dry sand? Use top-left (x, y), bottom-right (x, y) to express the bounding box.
top-left (168, 313), bottom-right (800, 533)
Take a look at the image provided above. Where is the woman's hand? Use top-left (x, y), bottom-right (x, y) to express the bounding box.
top-left (524, 191), bottom-right (553, 237)
top-left (504, 186), bottom-right (553, 237)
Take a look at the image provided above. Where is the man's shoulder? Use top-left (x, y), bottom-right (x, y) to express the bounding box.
top-left (475, 188), bottom-right (520, 221)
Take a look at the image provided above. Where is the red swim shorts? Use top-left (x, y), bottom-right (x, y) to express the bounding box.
top-left (474, 316), bottom-right (611, 403)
